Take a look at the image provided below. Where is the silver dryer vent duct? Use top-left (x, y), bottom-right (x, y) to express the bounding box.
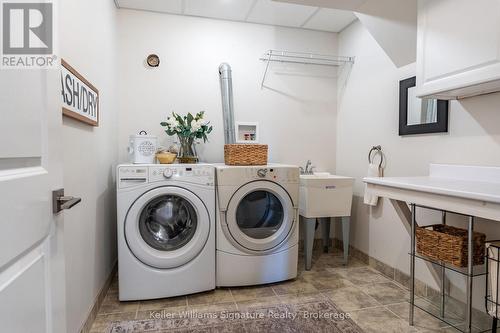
top-left (219, 63), bottom-right (236, 145)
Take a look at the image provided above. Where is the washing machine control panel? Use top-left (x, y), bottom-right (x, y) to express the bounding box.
top-left (149, 165), bottom-right (215, 185)
top-left (118, 166), bottom-right (149, 189)
top-left (118, 165), bottom-right (215, 188)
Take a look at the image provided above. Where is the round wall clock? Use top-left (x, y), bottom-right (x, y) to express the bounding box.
top-left (146, 54), bottom-right (160, 67)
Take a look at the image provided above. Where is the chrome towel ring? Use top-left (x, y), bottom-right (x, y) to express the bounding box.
top-left (368, 145), bottom-right (383, 168)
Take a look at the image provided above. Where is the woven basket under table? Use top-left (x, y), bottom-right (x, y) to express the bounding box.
top-left (224, 144), bottom-right (268, 166)
top-left (416, 224), bottom-right (486, 267)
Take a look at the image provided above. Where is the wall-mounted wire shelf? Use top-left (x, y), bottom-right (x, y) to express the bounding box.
top-left (259, 50), bottom-right (354, 88)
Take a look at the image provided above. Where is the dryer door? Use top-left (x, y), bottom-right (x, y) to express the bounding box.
top-left (125, 186), bottom-right (210, 269)
top-left (225, 181), bottom-right (295, 252)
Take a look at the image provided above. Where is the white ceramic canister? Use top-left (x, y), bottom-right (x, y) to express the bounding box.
top-left (128, 131), bottom-right (158, 164)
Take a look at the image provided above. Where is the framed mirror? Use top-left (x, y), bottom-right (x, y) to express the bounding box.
top-left (399, 76), bottom-right (448, 135)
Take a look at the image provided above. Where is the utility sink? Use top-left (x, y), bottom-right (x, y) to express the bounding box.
top-left (299, 173), bottom-right (355, 218)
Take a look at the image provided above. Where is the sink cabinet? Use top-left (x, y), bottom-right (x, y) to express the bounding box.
top-left (299, 173), bottom-right (354, 271)
top-left (416, 0), bottom-right (500, 99)
top-left (299, 175), bottom-right (354, 218)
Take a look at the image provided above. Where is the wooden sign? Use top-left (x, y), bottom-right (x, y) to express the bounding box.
top-left (60, 59), bottom-right (99, 126)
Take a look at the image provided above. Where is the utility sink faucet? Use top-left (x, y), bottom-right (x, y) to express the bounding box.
top-left (300, 160), bottom-right (315, 175)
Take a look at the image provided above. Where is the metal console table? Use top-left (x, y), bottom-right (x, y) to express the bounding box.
top-left (409, 204), bottom-right (489, 333)
top-left (363, 164), bottom-right (500, 333)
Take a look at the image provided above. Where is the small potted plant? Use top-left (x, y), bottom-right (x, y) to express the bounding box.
top-left (160, 111), bottom-right (213, 164)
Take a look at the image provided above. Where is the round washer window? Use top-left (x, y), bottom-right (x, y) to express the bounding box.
top-left (235, 190), bottom-right (284, 239)
top-left (138, 195), bottom-right (197, 251)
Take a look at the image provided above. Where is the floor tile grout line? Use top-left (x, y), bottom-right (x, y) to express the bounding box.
top-left (270, 284), bottom-right (280, 299)
top-left (390, 278), bottom-right (413, 292)
top-left (358, 279), bottom-right (410, 292)
top-left (320, 289), bottom-right (368, 313)
top-left (393, 299), bottom-right (483, 331)
top-left (352, 288), bottom-right (384, 308)
top-left (349, 279), bottom-right (406, 304)
top-left (320, 283), bottom-right (384, 310)
top-left (227, 288), bottom-right (239, 311)
top-left (351, 304), bottom-right (416, 331)
top-left (384, 304), bottom-right (408, 321)
top-left (384, 300), bottom-right (410, 307)
top-left (348, 304), bottom-right (392, 313)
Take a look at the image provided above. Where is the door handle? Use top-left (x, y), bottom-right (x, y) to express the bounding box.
top-left (53, 189), bottom-right (82, 213)
top-left (59, 196), bottom-right (82, 210)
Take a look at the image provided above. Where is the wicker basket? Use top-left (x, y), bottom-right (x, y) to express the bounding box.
top-left (224, 144), bottom-right (268, 166)
top-left (416, 224), bottom-right (486, 267)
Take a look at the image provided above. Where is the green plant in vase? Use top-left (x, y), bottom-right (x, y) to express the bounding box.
top-left (160, 111), bottom-right (213, 164)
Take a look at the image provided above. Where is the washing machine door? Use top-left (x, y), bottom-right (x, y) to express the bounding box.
top-left (225, 181), bottom-right (294, 252)
top-left (125, 186), bottom-right (210, 269)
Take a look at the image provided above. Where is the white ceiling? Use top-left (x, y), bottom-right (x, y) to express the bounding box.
top-left (115, 0), bottom-right (357, 32)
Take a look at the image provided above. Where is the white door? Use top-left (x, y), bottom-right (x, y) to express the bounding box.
top-left (0, 67), bottom-right (66, 332)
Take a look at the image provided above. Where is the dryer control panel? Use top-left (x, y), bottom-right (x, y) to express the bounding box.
top-left (118, 164), bottom-right (215, 188)
top-left (252, 167), bottom-right (298, 183)
top-left (216, 165), bottom-right (299, 186)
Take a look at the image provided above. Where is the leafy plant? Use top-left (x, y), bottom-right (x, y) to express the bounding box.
top-left (160, 111), bottom-right (213, 142)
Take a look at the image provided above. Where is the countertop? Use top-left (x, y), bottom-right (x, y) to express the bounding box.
top-left (364, 176), bottom-right (500, 204)
top-left (363, 164), bottom-right (500, 220)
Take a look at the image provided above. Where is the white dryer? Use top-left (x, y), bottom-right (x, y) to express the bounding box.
top-left (117, 164), bottom-right (215, 301)
top-left (215, 164), bottom-right (299, 287)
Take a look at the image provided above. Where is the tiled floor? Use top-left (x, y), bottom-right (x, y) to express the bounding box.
top-left (90, 248), bottom-right (468, 333)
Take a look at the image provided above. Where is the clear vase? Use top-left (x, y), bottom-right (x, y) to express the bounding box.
top-left (177, 136), bottom-right (198, 164)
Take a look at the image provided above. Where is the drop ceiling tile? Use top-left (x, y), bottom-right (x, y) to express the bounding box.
top-left (246, 0), bottom-right (318, 28)
top-left (116, 0), bottom-right (183, 14)
top-left (303, 8), bottom-right (356, 32)
top-left (184, 0), bottom-right (256, 21)
top-left (273, 0), bottom-right (368, 11)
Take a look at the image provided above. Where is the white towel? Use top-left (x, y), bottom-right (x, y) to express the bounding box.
top-left (364, 163), bottom-right (381, 206)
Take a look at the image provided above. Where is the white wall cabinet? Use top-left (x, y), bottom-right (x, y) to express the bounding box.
top-left (416, 0), bottom-right (500, 99)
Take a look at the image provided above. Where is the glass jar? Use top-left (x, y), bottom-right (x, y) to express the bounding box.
top-left (177, 136), bottom-right (198, 164)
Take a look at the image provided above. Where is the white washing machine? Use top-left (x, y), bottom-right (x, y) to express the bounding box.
top-left (116, 164), bottom-right (215, 301)
top-left (215, 164), bottom-right (299, 287)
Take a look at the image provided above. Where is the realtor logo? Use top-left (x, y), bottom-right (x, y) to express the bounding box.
top-left (1, 0), bottom-right (57, 68)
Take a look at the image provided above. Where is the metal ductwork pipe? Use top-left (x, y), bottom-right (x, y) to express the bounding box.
top-left (219, 63), bottom-right (236, 144)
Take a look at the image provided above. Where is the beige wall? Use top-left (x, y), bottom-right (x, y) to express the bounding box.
top-left (337, 20), bottom-right (500, 309)
top-left (116, 9), bottom-right (338, 171)
top-left (60, 0), bottom-right (119, 332)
